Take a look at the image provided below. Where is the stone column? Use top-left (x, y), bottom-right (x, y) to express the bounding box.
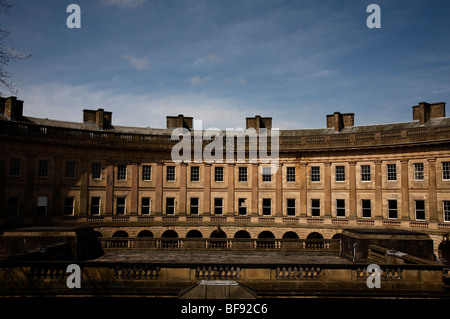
top-left (130, 162), bottom-right (139, 215)
top-left (299, 162), bottom-right (307, 217)
top-left (324, 162), bottom-right (331, 217)
top-left (428, 158), bottom-right (437, 222)
top-left (349, 161), bottom-right (356, 218)
top-left (400, 160), bottom-right (409, 220)
top-left (105, 161), bottom-right (114, 216)
top-left (52, 156), bottom-right (62, 217)
top-left (375, 161), bottom-right (382, 219)
top-left (203, 164), bottom-right (211, 215)
top-left (276, 164), bottom-right (282, 216)
top-left (227, 164), bottom-right (235, 215)
top-left (79, 159), bottom-right (89, 216)
top-left (155, 163), bottom-right (163, 215)
top-left (251, 164), bottom-right (259, 216)
top-left (179, 163), bottom-right (187, 215)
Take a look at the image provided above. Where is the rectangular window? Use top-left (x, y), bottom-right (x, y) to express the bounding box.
top-left (415, 200), bottom-right (425, 220)
top-left (38, 160), bottom-right (49, 178)
top-left (190, 166), bottom-right (200, 182)
top-left (142, 165), bottom-right (152, 181)
top-left (388, 200), bottom-right (398, 219)
top-left (238, 167), bottom-right (247, 182)
top-left (311, 199), bottom-right (320, 217)
top-left (214, 167), bottom-right (224, 182)
top-left (286, 198), bottom-right (296, 216)
top-left (311, 166), bottom-right (320, 182)
top-left (141, 197), bottom-right (151, 215)
top-left (190, 197), bottom-right (199, 215)
top-left (286, 167), bottom-right (296, 182)
top-left (335, 165), bottom-right (345, 182)
top-left (262, 198), bottom-right (271, 216)
top-left (238, 198), bottom-right (247, 215)
top-left (36, 196), bottom-right (48, 216)
top-left (90, 197), bottom-right (101, 215)
top-left (361, 165), bottom-right (371, 182)
top-left (10, 158), bottom-right (21, 177)
top-left (92, 163), bottom-right (102, 179)
top-left (66, 161), bottom-right (76, 179)
top-left (116, 197), bottom-right (126, 215)
top-left (387, 164), bottom-right (397, 181)
top-left (64, 197), bottom-right (74, 216)
top-left (442, 162), bottom-right (450, 180)
top-left (117, 164), bottom-right (127, 180)
top-left (214, 198), bottom-right (223, 215)
top-left (336, 199), bottom-right (345, 217)
top-left (166, 197), bottom-right (175, 215)
top-left (166, 166), bottom-right (176, 181)
top-left (7, 196), bottom-right (19, 216)
top-left (362, 199), bottom-right (371, 218)
top-left (444, 201), bottom-right (450, 222)
top-left (262, 167), bottom-right (272, 182)
top-left (414, 163), bottom-right (424, 181)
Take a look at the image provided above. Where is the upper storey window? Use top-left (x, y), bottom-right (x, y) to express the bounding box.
top-left (38, 160), bottom-right (49, 178)
top-left (442, 162), bottom-right (450, 180)
top-left (262, 167), bottom-right (272, 182)
top-left (117, 164), bottom-right (127, 180)
top-left (414, 163), bottom-right (424, 181)
top-left (335, 165), bottom-right (345, 182)
top-left (167, 166), bottom-right (176, 181)
top-left (92, 163), bottom-right (102, 179)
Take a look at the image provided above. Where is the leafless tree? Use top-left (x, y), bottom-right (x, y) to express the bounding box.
top-left (0, 0), bottom-right (30, 96)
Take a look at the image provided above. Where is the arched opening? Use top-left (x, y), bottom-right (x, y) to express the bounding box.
top-left (332, 233), bottom-right (342, 240)
top-left (161, 230), bottom-right (178, 238)
top-left (306, 232), bottom-right (324, 240)
top-left (186, 230), bottom-right (203, 238)
top-left (438, 237), bottom-right (450, 267)
top-left (112, 230), bottom-right (129, 238)
top-left (137, 230), bottom-right (154, 238)
top-left (94, 231), bottom-right (103, 238)
top-left (210, 229), bottom-right (227, 238)
top-left (258, 231), bottom-right (275, 239)
top-left (282, 231), bottom-right (299, 239)
top-left (234, 230), bottom-right (251, 238)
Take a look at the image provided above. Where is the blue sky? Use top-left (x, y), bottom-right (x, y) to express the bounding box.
top-left (1, 0), bottom-right (450, 129)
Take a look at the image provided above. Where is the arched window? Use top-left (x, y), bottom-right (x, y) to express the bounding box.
top-left (258, 231), bottom-right (275, 239)
top-left (161, 230), bottom-right (178, 238)
top-left (186, 230), bottom-right (203, 238)
top-left (112, 230), bottom-right (129, 238)
top-left (306, 232), bottom-right (323, 240)
top-left (137, 230), bottom-right (154, 238)
top-left (282, 231), bottom-right (299, 239)
top-left (210, 229), bottom-right (227, 238)
top-left (234, 230), bottom-right (251, 238)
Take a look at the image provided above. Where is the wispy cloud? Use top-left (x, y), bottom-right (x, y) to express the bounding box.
top-left (189, 76), bottom-right (211, 86)
top-left (194, 53), bottom-right (222, 65)
top-left (121, 55), bottom-right (150, 70)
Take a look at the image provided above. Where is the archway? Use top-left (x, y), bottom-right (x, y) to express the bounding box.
top-left (112, 230), bottom-right (129, 238)
top-left (438, 237), bottom-right (450, 267)
top-left (186, 230), bottom-right (203, 238)
top-left (258, 231), bottom-right (275, 239)
top-left (282, 231), bottom-right (299, 239)
top-left (234, 230), bottom-right (251, 238)
top-left (137, 230), bottom-right (154, 238)
top-left (306, 232), bottom-right (324, 240)
top-left (161, 230), bottom-right (178, 238)
top-left (210, 228), bottom-right (227, 238)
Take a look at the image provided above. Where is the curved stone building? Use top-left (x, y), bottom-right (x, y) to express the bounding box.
top-left (1, 96), bottom-right (450, 262)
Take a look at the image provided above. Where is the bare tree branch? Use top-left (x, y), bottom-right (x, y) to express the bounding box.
top-left (0, 0), bottom-right (30, 97)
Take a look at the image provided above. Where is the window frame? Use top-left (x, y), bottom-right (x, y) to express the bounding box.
top-left (262, 167), bottom-right (272, 182)
top-left (238, 167), bottom-right (247, 182)
top-left (311, 199), bottom-right (320, 217)
top-left (190, 166), bottom-right (200, 182)
top-left (166, 166), bottom-right (176, 181)
top-left (214, 166), bottom-right (224, 182)
top-left (190, 197), bottom-right (199, 215)
top-left (10, 158), bottom-right (21, 177)
top-left (64, 197), bottom-right (75, 216)
top-left (38, 160), bottom-right (49, 178)
top-left (117, 164), bottom-right (127, 181)
top-left (286, 198), bottom-right (296, 216)
top-left (116, 197), bottom-right (126, 215)
top-left (142, 165), bottom-right (152, 181)
top-left (388, 199), bottom-right (398, 219)
top-left (387, 164), bottom-right (397, 181)
top-left (90, 197), bottom-right (101, 215)
top-left (166, 197), bottom-right (175, 215)
top-left (442, 162), bottom-right (450, 181)
top-left (214, 197), bottom-right (223, 215)
top-left (361, 165), bottom-right (371, 182)
top-left (36, 195), bottom-right (48, 216)
top-left (65, 161), bottom-right (76, 179)
top-left (310, 166), bottom-right (320, 182)
top-left (415, 200), bottom-right (425, 221)
top-left (444, 200), bottom-right (450, 222)
top-left (262, 198), bottom-right (272, 216)
top-left (286, 167), bottom-right (296, 182)
top-left (238, 198), bottom-right (247, 215)
top-left (141, 197), bottom-right (151, 215)
top-left (335, 165), bottom-right (345, 182)
top-left (92, 163), bottom-right (102, 179)
top-left (336, 199), bottom-right (346, 218)
top-left (361, 199), bottom-right (371, 218)
top-left (414, 163), bottom-right (424, 181)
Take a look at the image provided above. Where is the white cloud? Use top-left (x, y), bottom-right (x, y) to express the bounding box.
top-left (121, 55), bottom-right (150, 70)
top-left (237, 77), bottom-right (247, 85)
top-left (194, 53), bottom-right (222, 65)
top-left (189, 76), bottom-right (211, 86)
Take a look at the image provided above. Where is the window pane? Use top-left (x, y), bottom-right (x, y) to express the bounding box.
top-left (166, 197), bottom-right (175, 215)
top-left (362, 199), bottom-right (371, 218)
top-left (214, 198), bottom-right (223, 215)
top-left (262, 167), bottom-right (272, 182)
top-left (190, 197), bottom-right (199, 215)
top-left (238, 198), bottom-right (247, 215)
top-left (167, 166), bottom-right (176, 181)
top-left (92, 163), bottom-right (102, 179)
top-left (64, 197), bottom-right (74, 215)
top-left (336, 199), bottom-right (345, 217)
top-left (336, 166), bottom-right (345, 182)
top-left (287, 167), bottom-right (296, 182)
top-left (238, 167), bottom-right (247, 182)
top-left (66, 161), bottom-right (76, 179)
top-left (142, 165), bottom-right (152, 181)
top-left (311, 166), bottom-right (320, 182)
top-left (311, 199), bottom-right (320, 217)
top-left (117, 165), bottom-right (127, 180)
top-left (444, 201), bottom-right (450, 222)
top-left (91, 197), bottom-right (101, 215)
top-left (415, 200), bottom-right (425, 220)
top-left (141, 197), bottom-right (151, 215)
top-left (190, 166), bottom-right (200, 182)
top-left (388, 200), bottom-right (398, 219)
top-left (361, 165), bottom-right (371, 182)
top-left (287, 198), bottom-right (295, 216)
top-left (10, 158), bottom-right (21, 177)
top-left (262, 198), bottom-right (271, 215)
top-left (214, 167), bottom-right (223, 182)
top-left (442, 162), bottom-right (450, 180)
top-left (116, 197), bottom-right (126, 215)
top-left (38, 160), bottom-right (49, 178)
top-left (414, 163), bottom-right (424, 180)
top-left (387, 164), bottom-right (397, 181)
top-left (37, 196), bottom-right (48, 216)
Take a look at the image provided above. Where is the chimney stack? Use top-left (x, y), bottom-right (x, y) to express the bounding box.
top-left (326, 112), bottom-right (354, 131)
top-left (83, 108), bottom-right (112, 129)
top-left (246, 115), bottom-right (272, 133)
top-left (0, 96), bottom-right (23, 121)
top-left (412, 102), bottom-right (446, 125)
top-left (166, 114), bottom-right (193, 130)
